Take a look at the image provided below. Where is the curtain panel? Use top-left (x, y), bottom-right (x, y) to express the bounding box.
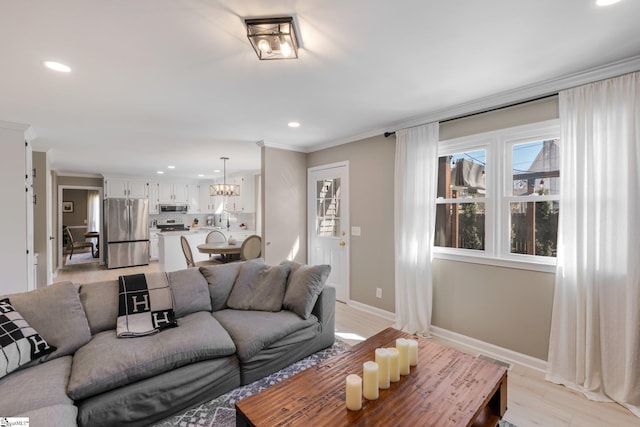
top-left (394, 123), bottom-right (439, 336)
top-left (547, 71), bottom-right (640, 416)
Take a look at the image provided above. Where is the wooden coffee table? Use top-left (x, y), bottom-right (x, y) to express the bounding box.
top-left (236, 327), bottom-right (507, 427)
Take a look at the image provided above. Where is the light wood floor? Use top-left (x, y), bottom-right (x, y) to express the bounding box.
top-left (56, 262), bottom-right (639, 427)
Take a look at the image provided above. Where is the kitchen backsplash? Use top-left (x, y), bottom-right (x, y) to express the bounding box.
top-left (150, 212), bottom-right (255, 231)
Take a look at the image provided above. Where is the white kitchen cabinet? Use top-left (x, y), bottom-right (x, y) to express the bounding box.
top-left (187, 184), bottom-right (200, 213)
top-left (104, 177), bottom-right (148, 198)
top-left (149, 230), bottom-right (159, 261)
top-left (159, 182), bottom-right (189, 204)
top-left (148, 181), bottom-right (159, 214)
top-left (226, 174), bottom-right (255, 212)
top-left (199, 180), bottom-right (225, 214)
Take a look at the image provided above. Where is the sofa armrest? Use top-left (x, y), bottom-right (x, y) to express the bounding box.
top-left (311, 286), bottom-right (335, 334)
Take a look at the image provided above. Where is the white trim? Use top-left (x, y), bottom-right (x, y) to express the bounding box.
top-left (430, 326), bottom-right (548, 373)
top-left (0, 120), bottom-right (30, 131)
top-left (258, 139), bottom-right (308, 153)
top-left (433, 246), bottom-right (556, 273)
top-left (308, 56), bottom-right (640, 152)
top-left (57, 171), bottom-right (104, 178)
top-left (346, 299), bottom-right (396, 321)
top-left (308, 160), bottom-right (350, 173)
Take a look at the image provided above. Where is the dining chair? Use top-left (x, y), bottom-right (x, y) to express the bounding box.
top-left (180, 236), bottom-right (221, 268)
top-left (240, 235), bottom-right (262, 261)
top-left (205, 230), bottom-right (227, 262)
top-left (65, 227), bottom-right (95, 259)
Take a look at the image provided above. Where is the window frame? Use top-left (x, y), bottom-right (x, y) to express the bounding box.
top-left (433, 119), bottom-right (560, 273)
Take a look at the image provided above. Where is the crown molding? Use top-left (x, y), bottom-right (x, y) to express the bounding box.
top-left (308, 55), bottom-right (640, 152)
top-left (257, 139), bottom-right (308, 153)
top-left (0, 120), bottom-right (30, 132)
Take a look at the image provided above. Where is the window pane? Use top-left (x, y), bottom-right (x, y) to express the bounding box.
top-left (510, 201), bottom-right (559, 256)
top-left (435, 203), bottom-right (485, 250)
top-left (512, 139), bottom-right (559, 196)
top-left (316, 178), bottom-right (341, 238)
top-left (437, 150), bottom-right (486, 199)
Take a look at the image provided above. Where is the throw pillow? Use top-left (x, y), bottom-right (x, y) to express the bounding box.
top-left (199, 262), bottom-right (242, 311)
top-left (0, 298), bottom-right (56, 379)
top-left (167, 267), bottom-right (212, 317)
top-left (281, 261), bottom-right (331, 319)
top-left (226, 259), bottom-right (290, 312)
top-left (116, 272), bottom-right (178, 338)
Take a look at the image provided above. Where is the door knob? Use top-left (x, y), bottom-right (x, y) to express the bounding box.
top-left (339, 241), bottom-right (346, 247)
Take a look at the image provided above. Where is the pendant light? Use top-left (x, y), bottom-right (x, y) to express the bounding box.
top-left (210, 157), bottom-right (240, 196)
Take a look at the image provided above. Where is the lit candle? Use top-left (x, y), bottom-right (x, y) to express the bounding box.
top-left (408, 339), bottom-right (419, 366)
top-left (345, 374), bottom-right (362, 411)
top-left (362, 361), bottom-right (379, 400)
top-left (396, 338), bottom-right (410, 375)
top-left (375, 348), bottom-right (390, 389)
top-left (387, 347), bottom-right (400, 382)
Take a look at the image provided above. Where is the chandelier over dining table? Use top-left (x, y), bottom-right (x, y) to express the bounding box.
top-left (210, 157), bottom-right (240, 197)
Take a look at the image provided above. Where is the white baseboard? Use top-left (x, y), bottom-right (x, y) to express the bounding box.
top-left (342, 301), bottom-right (547, 373)
top-left (430, 325), bottom-right (548, 373)
top-left (345, 299), bottom-right (396, 321)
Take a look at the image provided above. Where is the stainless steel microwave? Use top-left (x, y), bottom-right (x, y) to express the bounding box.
top-left (159, 204), bottom-right (188, 213)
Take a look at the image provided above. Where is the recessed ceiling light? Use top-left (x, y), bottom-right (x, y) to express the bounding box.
top-left (213, 169), bottom-right (221, 173)
top-left (596, 0), bottom-right (622, 6)
top-left (43, 61), bottom-right (71, 73)
top-left (167, 165), bottom-right (175, 169)
top-left (157, 171), bottom-right (164, 174)
top-left (288, 122), bottom-right (301, 128)
top-left (198, 174), bottom-right (204, 177)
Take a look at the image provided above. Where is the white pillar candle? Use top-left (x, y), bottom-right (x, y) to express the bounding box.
top-left (362, 361), bottom-right (379, 400)
top-left (396, 338), bottom-right (410, 375)
top-left (407, 339), bottom-right (419, 367)
top-left (345, 374), bottom-right (362, 411)
top-left (375, 348), bottom-right (390, 389)
top-left (387, 347), bottom-right (400, 382)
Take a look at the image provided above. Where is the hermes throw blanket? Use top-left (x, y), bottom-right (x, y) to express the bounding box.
top-left (116, 272), bottom-right (177, 338)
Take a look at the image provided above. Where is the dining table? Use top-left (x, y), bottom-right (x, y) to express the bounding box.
top-left (197, 242), bottom-right (241, 263)
top-left (83, 231), bottom-right (100, 258)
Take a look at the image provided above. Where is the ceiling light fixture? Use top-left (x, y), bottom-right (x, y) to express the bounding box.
top-left (157, 171), bottom-right (164, 174)
top-left (210, 157), bottom-right (240, 197)
top-left (44, 61), bottom-right (71, 73)
top-left (288, 122), bottom-right (301, 128)
top-left (245, 17), bottom-right (299, 60)
top-left (167, 165), bottom-right (175, 169)
top-left (596, 0), bottom-right (622, 5)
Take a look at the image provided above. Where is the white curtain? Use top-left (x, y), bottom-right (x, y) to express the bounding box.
top-left (86, 190), bottom-right (100, 243)
top-left (546, 72), bottom-right (640, 417)
top-left (394, 122), bottom-right (439, 336)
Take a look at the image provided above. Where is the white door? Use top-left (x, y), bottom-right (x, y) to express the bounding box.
top-left (308, 162), bottom-right (349, 302)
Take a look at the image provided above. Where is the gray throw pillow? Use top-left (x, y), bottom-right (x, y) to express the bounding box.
top-left (167, 267), bottom-right (212, 317)
top-left (199, 263), bottom-right (242, 311)
top-left (281, 261), bottom-right (331, 319)
top-left (226, 259), bottom-right (290, 312)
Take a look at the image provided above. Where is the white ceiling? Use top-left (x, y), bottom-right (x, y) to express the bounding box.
top-left (2, 0), bottom-right (640, 179)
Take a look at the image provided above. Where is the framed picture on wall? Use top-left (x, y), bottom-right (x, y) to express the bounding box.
top-left (62, 201), bottom-right (74, 213)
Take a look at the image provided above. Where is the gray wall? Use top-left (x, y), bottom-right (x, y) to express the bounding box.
top-left (293, 97), bottom-right (558, 360)
top-left (261, 146), bottom-right (307, 265)
top-left (308, 135), bottom-right (396, 311)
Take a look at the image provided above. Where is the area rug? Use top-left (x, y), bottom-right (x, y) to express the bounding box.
top-left (152, 340), bottom-right (517, 427)
top-left (65, 251), bottom-right (99, 266)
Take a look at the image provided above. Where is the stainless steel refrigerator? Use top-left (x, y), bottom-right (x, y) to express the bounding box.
top-left (104, 198), bottom-right (149, 269)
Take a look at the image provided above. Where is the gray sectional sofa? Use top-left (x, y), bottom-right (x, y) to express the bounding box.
top-left (0, 259), bottom-right (335, 426)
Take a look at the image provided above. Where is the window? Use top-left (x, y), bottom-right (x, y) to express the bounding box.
top-left (434, 120), bottom-right (560, 269)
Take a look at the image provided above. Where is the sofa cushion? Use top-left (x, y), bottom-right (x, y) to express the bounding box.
top-left (281, 261), bottom-right (331, 319)
top-left (167, 267), bottom-right (212, 316)
top-left (0, 355), bottom-right (74, 416)
top-left (0, 298), bottom-right (57, 378)
top-left (116, 273), bottom-right (177, 338)
top-left (68, 311), bottom-right (236, 400)
top-left (199, 263), bottom-right (241, 311)
top-left (213, 309), bottom-right (318, 361)
top-left (79, 280), bottom-right (119, 335)
top-left (226, 259), bottom-right (290, 312)
top-left (4, 281), bottom-right (91, 361)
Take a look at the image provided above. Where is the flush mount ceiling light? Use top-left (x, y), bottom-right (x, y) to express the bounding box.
top-left (245, 17), bottom-right (299, 60)
top-left (288, 121), bottom-right (301, 128)
top-left (210, 157), bottom-right (240, 197)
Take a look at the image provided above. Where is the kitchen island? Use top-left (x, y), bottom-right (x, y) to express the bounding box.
top-left (157, 227), bottom-right (256, 272)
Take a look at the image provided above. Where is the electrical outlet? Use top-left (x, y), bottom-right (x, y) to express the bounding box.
top-left (376, 288), bottom-right (382, 299)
